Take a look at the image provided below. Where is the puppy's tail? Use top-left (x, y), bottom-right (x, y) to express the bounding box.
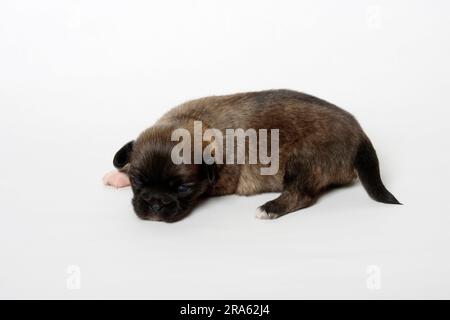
top-left (354, 138), bottom-right (401, 205)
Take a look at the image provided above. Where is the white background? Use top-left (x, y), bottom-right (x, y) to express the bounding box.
top-left (1, 0), bottom-right (449, 299)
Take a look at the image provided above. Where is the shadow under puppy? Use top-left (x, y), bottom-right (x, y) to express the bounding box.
top-left (103, 89), bottom-right (400, 222)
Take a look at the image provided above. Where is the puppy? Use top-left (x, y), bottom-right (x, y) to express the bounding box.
top-left (104, 89), bottom-right (400, 222)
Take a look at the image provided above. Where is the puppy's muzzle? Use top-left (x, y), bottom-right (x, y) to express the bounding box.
top-left (139, 192), bottom-right (175, 213)
top-left (144, 193), bottom-right (171, 206)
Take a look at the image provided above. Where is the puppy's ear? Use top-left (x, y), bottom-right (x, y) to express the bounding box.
top-left (113, 141), bottom-right (134, 169)
top-left (203, 163), bottom-right (218, 185)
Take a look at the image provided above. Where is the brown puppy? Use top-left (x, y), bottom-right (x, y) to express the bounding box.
top-left (104, 89), bottom-right (400, 222)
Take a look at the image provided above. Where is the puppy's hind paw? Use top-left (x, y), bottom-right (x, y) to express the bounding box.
top-left (255, 207), bottom-right (280, 220)
top-left (103, 170), bottom-right (131, 188)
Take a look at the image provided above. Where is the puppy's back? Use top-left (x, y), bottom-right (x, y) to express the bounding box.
top-left (158, 89), bottom-right (364, 146)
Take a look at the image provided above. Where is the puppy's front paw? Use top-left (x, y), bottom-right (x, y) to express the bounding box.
top-left (103, 170), bottom-right (130, 188)
top-left (255, 207), bottom-right (280, 220)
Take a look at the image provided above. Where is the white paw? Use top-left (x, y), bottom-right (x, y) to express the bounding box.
top-left (102, 170), bottom-right (131, 188)
top-left (255, 208), bottom-right (279, 220)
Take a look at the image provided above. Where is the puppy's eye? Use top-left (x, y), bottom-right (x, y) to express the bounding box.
top-left (177, 184), bottom-right (192, 193)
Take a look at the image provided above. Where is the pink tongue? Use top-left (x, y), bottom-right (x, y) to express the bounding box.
top-left (102, 170), bottom-right (131, 188)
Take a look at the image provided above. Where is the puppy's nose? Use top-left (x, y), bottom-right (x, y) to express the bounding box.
top-left (151, 203), bottom-right (162, 212)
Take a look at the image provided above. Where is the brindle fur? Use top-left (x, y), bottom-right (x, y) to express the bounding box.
top-left (113, 89), bottom-right (400, 222)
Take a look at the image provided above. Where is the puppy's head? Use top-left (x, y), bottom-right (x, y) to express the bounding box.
top-left (114, 126), bottom-right (216, 223)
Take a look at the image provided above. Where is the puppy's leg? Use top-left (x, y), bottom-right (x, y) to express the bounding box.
top-left (256, 156), bottom-right (319, 219)
top-left (103, 170), bottom-right (130, 188)
top-left (256, 189), bottom-right (317, 219)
